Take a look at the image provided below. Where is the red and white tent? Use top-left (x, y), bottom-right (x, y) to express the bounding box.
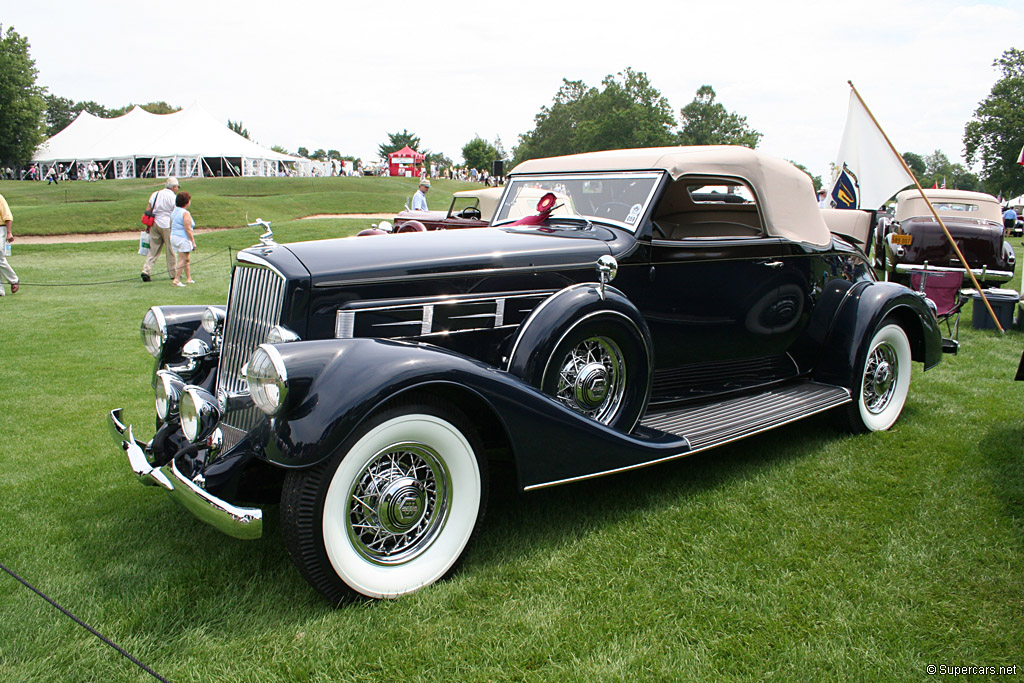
top-left (388, 145), bottom-right (425, 177)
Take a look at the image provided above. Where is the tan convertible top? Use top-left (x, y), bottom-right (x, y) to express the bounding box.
top-left (511, 146), bottom-right (831, 246)
top-left (894, 188), bottom-right (1003, 223)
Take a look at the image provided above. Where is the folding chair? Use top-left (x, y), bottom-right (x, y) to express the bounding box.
top-left (909, 267), bottom-right (966, 351)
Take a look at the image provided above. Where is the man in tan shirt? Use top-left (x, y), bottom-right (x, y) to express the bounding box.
top-left (0, 193), bottom-right (19, 296)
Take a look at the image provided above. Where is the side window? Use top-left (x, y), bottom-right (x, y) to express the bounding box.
top-left (653, 178), bottom-right (763, 239)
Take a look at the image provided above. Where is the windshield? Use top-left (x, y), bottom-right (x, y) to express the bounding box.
top-left (492, 172), bottom-right (663, 232)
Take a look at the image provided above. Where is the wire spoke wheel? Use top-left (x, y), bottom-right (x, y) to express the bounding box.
top-left (553, 335), bottom-right (626, 425)
top-left (861, 340), bottom-right (899, 414)
top-left (346, 443), bottom-right (451, 565)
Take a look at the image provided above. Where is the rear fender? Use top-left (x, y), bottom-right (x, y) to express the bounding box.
top-left (813, 282), bottom-right (941, 390)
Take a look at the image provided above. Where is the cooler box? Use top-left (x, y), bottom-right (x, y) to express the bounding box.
top-left (968, 289), bottom-right (1018, 330)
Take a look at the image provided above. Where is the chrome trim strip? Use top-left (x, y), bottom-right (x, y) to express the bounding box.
top-left (522, 387), bottom-right (851, 491)
top-left (315, 263), bottom-right (592, 288)
top-left (371, 320), bottom-right (423, 328)
top-left (336, 310), bottom-right (355, 339)
top-left (422, 304), bottom-right (434, 335)
top-left (335, 291), bottom-right (554, 340)
top-left (449, 313), bottom-right (500, 320)
top-left (236, 251), bottom-right (287, 279)
top-left (340, 290), bottom-right (557, 311)
top-left (108, 408), bottom-right (263, 539)
top-left (894, 263), bottom-right (1012, 280)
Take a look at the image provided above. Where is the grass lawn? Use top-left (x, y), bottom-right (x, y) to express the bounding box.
top-left (0, 210), bottom-right (1021, 681)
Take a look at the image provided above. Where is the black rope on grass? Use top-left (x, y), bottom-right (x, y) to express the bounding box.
top-left (0, 560), bottom-right (173, 683)
top-left (10, 247), bottom-right (233, 287)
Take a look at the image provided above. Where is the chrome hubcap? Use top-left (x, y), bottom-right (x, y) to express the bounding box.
top-left (555, 336), bottom-right (625, 424)
top-left (574, 362), bottom-right (610, 409)
top-left (863, 342), bottom-right (898, 414)
top-left (347, 443), bottom-right (450, 565)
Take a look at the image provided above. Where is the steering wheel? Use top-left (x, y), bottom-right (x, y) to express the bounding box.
top-left (459, 207), bottom-right (482, 220)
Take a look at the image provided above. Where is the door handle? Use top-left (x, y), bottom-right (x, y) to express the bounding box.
top-left (760, 260), bottom-right (784, 269)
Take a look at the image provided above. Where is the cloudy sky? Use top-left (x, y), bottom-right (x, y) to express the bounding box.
top-left (5, 0), bottom-right (1022, 179)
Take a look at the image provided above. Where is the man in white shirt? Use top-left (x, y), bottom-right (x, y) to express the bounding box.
top-left (141, 177), bottom-right (180, 282)
top-left (817, 188), bottom-right (830, 208)
top-left (412, 178), bottom-right (430, 211)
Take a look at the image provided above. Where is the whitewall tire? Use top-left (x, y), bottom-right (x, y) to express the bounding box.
top-left (840, 322), bottom-right (912, 433)
top-left (282, 400), bottom-right (487, 602)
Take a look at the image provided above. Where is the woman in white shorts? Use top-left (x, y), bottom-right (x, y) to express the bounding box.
top-left (169, 191), bottom-right (196, 287)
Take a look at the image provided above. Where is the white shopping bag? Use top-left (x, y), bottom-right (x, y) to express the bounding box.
top-left (138, 230), bottom-right (150, 256)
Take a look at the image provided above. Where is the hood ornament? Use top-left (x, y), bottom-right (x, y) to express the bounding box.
top-left (248, 219), bottom-right (276, 247)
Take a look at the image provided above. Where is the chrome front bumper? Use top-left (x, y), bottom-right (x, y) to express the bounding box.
top-left (894, 263), bottom-right (1014, 283)
top-left (108, 409), bottom-right (263, 539)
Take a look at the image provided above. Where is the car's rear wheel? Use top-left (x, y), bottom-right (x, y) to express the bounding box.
top-left (837, 321), bottom-right (912, 433)
top-left (281, 399), bottom-right (487, 602)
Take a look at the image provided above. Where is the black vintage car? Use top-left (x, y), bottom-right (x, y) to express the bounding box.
top-left (109, 146), bottom-right (944, 602)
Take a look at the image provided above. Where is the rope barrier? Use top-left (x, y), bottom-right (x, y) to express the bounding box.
top-left (0, 560), bottom-right (173, 683)
top-left (9, 247), bottom-right (233, 287)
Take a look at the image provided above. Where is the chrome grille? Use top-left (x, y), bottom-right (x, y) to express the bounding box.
top-left (216, 263), bottom-right (286, 431)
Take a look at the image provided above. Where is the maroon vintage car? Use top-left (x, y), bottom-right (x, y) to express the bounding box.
top-left (391, 187), bottom-right (501, 233)
top-left (883, 189), bottom-right (1016, 287)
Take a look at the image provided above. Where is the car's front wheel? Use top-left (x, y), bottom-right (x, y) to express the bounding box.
top-left (837, 321), bottom-right (912, 433)
top-left (281, 400), bottom-right (487, 602)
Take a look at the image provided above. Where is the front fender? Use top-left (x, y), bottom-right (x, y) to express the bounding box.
top-left (262, 338), bottom-right (510, 468)
top-left (506, 282), bottom-right (653, 383)
top-left (813, 281), bottom-right (941, 390)
top-left (259, 337), bottom-right (692, 491)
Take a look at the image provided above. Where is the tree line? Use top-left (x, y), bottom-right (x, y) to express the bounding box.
top-left (1, 21), bottom-right (1021, 197)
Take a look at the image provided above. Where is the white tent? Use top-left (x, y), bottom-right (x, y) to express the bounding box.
top-left (33, 103), bottom-right (327, 178)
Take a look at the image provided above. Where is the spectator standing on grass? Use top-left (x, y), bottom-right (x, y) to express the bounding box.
top-left (170, 191), bottom-right (196, 287)
top-left (0, 193), bottom-right (20, 296)
top-left (141, 177), bottom-right (179, 282)
top-left (412, 178), bottom-right (430, 211)
top-left (45, 165), bottom-right (58, 185)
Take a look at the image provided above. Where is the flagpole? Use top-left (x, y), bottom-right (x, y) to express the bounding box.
top-left (847, 80), bottom-right (1004, 333)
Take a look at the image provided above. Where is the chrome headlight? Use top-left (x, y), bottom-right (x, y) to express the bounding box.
top-left (179, 386), bottom-right (221, 443)
top-left (266, 325), bottom-right (300, 344)
top-left (246, 345), bottom-right (288, 416)
top-left (155, 370), bottom-right (185, 420)
top-left (201, 307), bottom-right (226, 336)
top-left (182, 338), bottom-right (214, 361)
top-left (140, 307), bottom-right (168, 358)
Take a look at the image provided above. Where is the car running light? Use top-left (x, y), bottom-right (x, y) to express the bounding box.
top-left (140, 307), bottom-right (168, 358)
top-left (201, 307), bottom-right (225, 336)
top-left (154, 370), bottom-right (185, 420)
top-left (246, 345), bottom-right (288, 416)
top-left (179, 386), bottom-right (221, 443)
top-left (265, 325), bottom-right (300, 344)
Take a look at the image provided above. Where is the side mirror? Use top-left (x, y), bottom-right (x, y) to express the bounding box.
top-left (596, 255), bottom-right (618, 300)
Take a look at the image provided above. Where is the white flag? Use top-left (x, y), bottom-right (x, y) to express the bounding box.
top-left (828, 90), bottom-right (914, 210)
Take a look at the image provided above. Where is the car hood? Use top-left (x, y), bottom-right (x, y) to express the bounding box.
top-left (282, 226), bottom-right (616, 286)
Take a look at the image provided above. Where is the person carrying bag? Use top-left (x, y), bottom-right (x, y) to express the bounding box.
top-left (140, 177), bottom-right (180, 282)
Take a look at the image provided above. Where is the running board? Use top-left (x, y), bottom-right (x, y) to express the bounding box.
top-left (640, 382), bottom-right (852, 452)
